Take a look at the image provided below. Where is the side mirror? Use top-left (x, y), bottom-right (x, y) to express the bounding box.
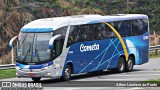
top-left (9, 36), bottom-right (18, 64)
top-left (49, 34), bottom-right (61, 49)
top-left (9, 36), bottom-right (18, 50)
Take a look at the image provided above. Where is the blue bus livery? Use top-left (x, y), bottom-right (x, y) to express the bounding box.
top-left (9, 14), bottom-right (149, 81)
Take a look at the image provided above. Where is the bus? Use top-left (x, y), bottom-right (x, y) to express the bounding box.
top-left (9, 14), bottom-right (149, 81)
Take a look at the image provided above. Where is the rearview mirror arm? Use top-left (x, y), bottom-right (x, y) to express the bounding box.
top-left (9, 36), bottom-right (18, 64)
top-left (49, 34), bottom-right (61, 49)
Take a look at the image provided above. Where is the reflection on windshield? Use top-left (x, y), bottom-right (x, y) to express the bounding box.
top-left (17, 27), bottom-right (67, 65)
top-left (17, 33), bottom-right (52, 65)
top-left (51, 27), bottom-right (67, 59)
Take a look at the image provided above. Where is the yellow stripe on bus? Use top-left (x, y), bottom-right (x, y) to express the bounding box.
top-left (103, 22), bottom-right (129, 61)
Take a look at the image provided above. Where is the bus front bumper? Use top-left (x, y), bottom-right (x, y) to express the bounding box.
top-left (16, 67), bottom-right (54, 78)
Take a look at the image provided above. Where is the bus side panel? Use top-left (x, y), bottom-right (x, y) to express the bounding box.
top-left (64, 32), bottom-right (149, 74)
top-left (139, 32), bottom-right (149, 64)
top-left (64, 38), bottom-right (124, 74)
top-left (124, 32), bottom-right (149, 65)
top-left (95, 39), bottom-right (124, 71)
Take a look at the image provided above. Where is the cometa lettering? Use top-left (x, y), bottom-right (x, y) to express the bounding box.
top-left (80, 43), bottom-right (99, 52)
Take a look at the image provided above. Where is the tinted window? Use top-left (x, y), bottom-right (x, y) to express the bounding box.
top-left (67, 23), bottom-right (117, 47)
top-left (105, 22), bottom-right (117, 38)
top-left (52, 27), bottom-right (67, 58)
top-left (67, 19), bottom-right (148, 47)
top-left (116, 21), bottom-right (132, 37)
top-left (132, 19), bottom-right (148, 36)
top-left (132, 19), bottom-right (141, 35)
top-left (67, 25), bottom-right (93, 47)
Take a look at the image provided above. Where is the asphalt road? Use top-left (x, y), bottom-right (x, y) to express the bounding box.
top-left (0, 57), bottom-right (160, 90)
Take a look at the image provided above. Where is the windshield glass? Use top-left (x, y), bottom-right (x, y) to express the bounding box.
top-left (17, 32), bottom-right (52, 65)
top-left (17, 27), bottom-right (67, 65)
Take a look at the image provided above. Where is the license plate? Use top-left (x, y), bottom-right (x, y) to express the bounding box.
top-left (28, 73), bottom-right (35, 76)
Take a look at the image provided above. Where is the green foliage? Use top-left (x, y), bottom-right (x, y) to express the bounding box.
top-left (99, 0), bottom-right (108, 3)
top-left (39, 0), bottom-right (59, 8)
top-left (63, 5), bottom-right (72, 10)
top-left (0, 69), bottom-right (16, 79)
top-left (5, 1), bottom-right (14, 11)
top-left (44, 2), bottom-right (50, 8)
top-left (144, 79), bottom-right (160, 85)
top-left (52, 1), bottom-right (59, 7)
top-left (2, 0), bottom-right (160, 32)
top-left (32, 8), bottom-right (38, 14)
top-left (1, 0), bottom-right (160, 64)
top-left (150, 50), bottom-right (160, 58)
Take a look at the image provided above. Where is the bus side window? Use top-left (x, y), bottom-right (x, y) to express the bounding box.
top-left (80, 25), bottom-right (87, 42)
top-left (132, 19), bottom-right (148, 36)
top-left (93, 23), bottom-right (108, 40)
top-left (105, 22), bottom-right (116, 38)
top-left (116, 21), bottom-right (130, 37)
top-left (139, 19), bottom-right (148, 35)
top-left (101, 23), bottom-right (107, 39)
top-left (67, 26), bottom-right (75, 47)
top-left (143, 19), bottom-right (148, 34)
top-left (88, 24), bottom-right (94, 41)
top-left (52, 26), bottom-right (67, 57)
top-left (93, 24), bottom-right (101, 40)
top-left (132, 19), bottom-right (142, 36)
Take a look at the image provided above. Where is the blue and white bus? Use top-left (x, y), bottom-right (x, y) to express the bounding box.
top-left (10, 14), bottom-right (149, 81)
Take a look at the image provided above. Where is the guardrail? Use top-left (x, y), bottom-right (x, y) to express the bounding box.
top-left (0, 64), bottom-right (15, 70)
top-left (0, 45), bottom-right (160, 70)
top-left (150, 45), bottom-right (160, 55)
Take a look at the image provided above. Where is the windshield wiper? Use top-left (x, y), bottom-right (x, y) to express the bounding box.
top-left (22, 43), bottom-right (31, 63)
top-left (21, 33), bottom-right (28, 45)
top-left (35, 44), bottom-right (41, 62)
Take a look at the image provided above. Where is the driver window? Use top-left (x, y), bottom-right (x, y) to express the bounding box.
top-left (52, 26), bottom-right (67, 58)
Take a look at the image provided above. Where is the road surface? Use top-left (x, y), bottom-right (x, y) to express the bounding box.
top-left (0, 57), bottom-right (160, 90)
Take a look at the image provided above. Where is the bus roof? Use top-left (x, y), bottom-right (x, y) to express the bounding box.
top-left (21, 14), bottom-right (148, 32)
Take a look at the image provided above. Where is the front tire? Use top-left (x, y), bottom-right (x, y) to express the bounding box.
top-left (117, 57), bottom-right (125, 73)
top-left (62, 65), bottom-right (72, 81)
top-left (125, 56), bottom-right (134, 72)
top-left (31, 77), bottom-right (41, 82)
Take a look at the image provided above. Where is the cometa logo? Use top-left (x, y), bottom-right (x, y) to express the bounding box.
top-left (80, 43), bottom-right (99, 52)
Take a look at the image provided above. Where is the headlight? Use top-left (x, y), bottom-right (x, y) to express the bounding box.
top-left (43, 66), bottom-right (52, 70)
top-left (16, 66), bottom-right (20, 70)
top-left (47, 73), bottom-right (51, 75)
top-left (44, 67), bottom-right (48, 70)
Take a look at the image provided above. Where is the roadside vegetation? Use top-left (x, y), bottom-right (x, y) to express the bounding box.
top-left (144, 79), bottom-right (160, 85)
top-left (149, 50), bottom-right (160, 58)
top-left (1, 0), bottom-right (160, 64)
top-left (0, 69), bottom-right (16, 79)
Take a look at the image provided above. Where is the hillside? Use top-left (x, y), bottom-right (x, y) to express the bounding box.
top-left (0, 0), bottom-right (160, 64)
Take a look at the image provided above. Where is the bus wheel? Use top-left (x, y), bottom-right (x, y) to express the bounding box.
top-left (31, 77), bottom-right (41, 82)
top-left (63, 65), bottom-right (71, 81)
top-left (126, 56), bottom-right (134, 72)
top-left (117, 57), bottom-right (125, 73)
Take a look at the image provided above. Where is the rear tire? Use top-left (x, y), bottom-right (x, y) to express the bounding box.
top-left (117, 57), bottom-right (125, 73)
top-left (31, 77), bottom-right (41, 82)
top-left (125, 56), bottom-right (134, 72)
top-left (62, 65), bottom-right (72, 81)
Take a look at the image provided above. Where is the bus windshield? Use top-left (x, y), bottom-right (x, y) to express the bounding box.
top-left (17, 27), bottom-right (67, 65)
top-left (17, 32), bottom-right (52, 65)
